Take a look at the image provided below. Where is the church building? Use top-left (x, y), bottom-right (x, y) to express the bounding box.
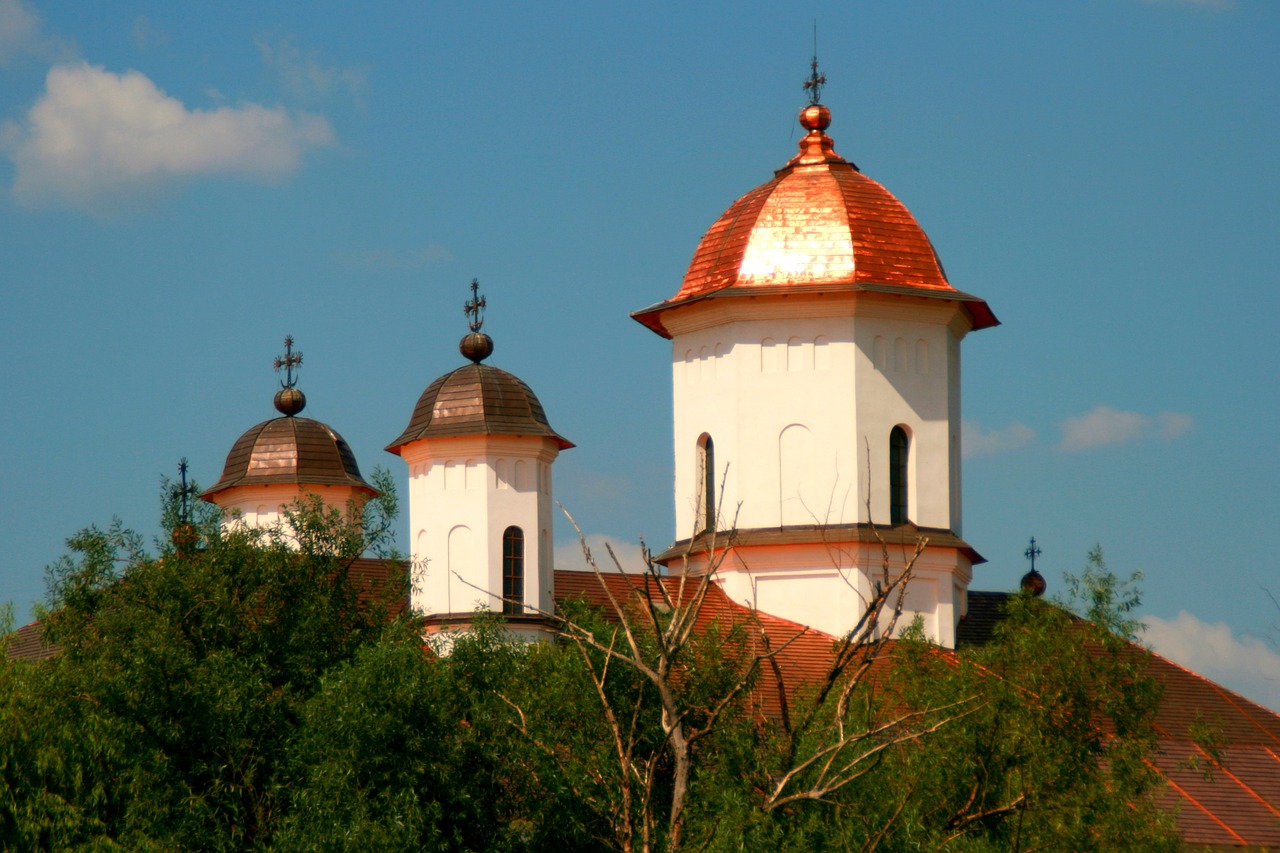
top-left (13, 65), bottom-right (1278, 850)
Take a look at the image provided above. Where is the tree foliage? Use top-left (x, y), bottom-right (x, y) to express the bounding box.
top-left (2, 486), bottom-right (1179, 851)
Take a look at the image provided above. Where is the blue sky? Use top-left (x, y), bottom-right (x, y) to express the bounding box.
top-left (1, 1), bottom-right (1277, 708)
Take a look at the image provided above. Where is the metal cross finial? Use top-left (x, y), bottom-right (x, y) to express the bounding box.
top-left (274, 336), bottom-right (303, 389)
top-left (464, 278), bottom-right (487, 333)
top-left (803, 26), bottom-right (825, 105)
top-left (1024, 536), bottom-right (1042, 571)
top-left (173, 457), bottom-right (197, 524)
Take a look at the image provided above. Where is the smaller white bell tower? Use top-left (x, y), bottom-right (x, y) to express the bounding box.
top-left (202, 336), bottom-right (377, 534)
top-left (386, 283), bottom-right (572, 641)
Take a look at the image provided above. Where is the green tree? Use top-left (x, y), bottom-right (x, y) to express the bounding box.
top-left (1, 470), bottom-right (402, 850)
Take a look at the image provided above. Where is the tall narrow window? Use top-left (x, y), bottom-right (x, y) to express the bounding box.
top-left (698, 434), bottom-right (715, 533)
top-left (502, 526), bottom-right (524, 615)
top-left (890, 427), bottom-right (909, 524)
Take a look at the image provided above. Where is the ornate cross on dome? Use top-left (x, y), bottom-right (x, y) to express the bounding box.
top-left (1024, 536), bottom-right (1042, 571)
top-left (172, 457), bottom-right (197, 525)
top-left (274, 336), bottom-right (303, 389)
top-left (464, 278), bottom-right (487, 333)
top-left (803, 53), bottom-right (825, 105)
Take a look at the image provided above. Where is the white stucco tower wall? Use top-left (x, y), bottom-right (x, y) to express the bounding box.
top-left (398, 435), bottom-right (560, 624)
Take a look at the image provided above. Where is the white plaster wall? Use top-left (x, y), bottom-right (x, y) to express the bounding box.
top-left (697, 540), bottom-right (972, 647)
top-left (850, 302), bottom-right (967, 531)
top-left (667, 295), bottom-right (972, 538)
top-left (212, 483), bottom-right (368, 543)
top-left (400, 435), bottom-right (561, 619)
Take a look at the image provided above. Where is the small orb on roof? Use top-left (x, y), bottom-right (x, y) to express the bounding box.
top-left (799, 103), bottom-right (831, 131)
top-left (1021, 569), bottom-right (1047, 597)
top-left (460, 332), bottom-right (494, 363)
top-left (274, 386), bottom-right (306, 416)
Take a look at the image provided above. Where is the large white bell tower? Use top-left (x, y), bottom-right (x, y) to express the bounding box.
top-left (634, 70), bottom-right (996, 647)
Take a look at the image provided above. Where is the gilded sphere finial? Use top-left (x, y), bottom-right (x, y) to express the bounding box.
top-left (274, 386), bottom-right (306, 416)
top-left (799, 103), bottom-right (831, 132)
top-left (460, 332), bottom-right (494, 363)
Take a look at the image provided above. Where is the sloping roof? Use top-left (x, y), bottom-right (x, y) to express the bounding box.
top-left (960, 590), bottom-right (1280, 849)
top-left (201, 416), bottom-right (376, 501)
top-left (555, 569), bottom-right (860, 720)
top-left (386, 362), bottom-right (573, 455)
top-left (632, 102), bottom-right (997, 339)
top-left (4, 619), bottom-right (56, 661)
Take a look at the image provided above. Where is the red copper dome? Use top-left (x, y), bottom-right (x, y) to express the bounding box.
top-left (634, 104), bottom-right (997, 338)
top-left (386, 363), bottom-right (573, 456)
top-left (201, 417), bottom-right (375, 501)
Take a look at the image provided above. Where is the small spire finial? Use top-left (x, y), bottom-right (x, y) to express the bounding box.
top-left (272, 336), bottom-right (307, 416)
top-left (1024, 536), bottom-right (1042, 571)
top-left (459, 279), bottom-right (495, 363)
top-left (1021, 536), bottom-right (1047, 596)
top-left (464, 279), bottom-right (487, 333)
top-left (274, 336), bottom-right (303, 389)
top-left (171, 457), bottom-right (198, 525)
top-left (803, 26), bottom-right (825, 106)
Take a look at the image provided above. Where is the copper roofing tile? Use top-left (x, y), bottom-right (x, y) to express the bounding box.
top-left (201, 416), bottom-right (375, 501)
top-left (386, 362), bottom-right (572, 455)
top-left (634, 107), bottom-right (996, 338)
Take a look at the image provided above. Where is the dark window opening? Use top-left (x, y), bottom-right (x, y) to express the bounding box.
top-left (890, 427), bottom-right (909, 525)
top-left (699, 434), bottom-right (715, 533)
top-left (502, 526), bottom-right (524, 615)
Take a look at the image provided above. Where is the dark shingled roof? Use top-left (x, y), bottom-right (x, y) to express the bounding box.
top-left (655, 522), bottom-right (985, 566)
top-left (201, 416), bottom-right (375, 501)
top-left (4, 619), bottom-right (56, 661)
top-left (386, 362), bottom-right (572, 455)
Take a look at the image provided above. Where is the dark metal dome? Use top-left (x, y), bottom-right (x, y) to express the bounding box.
top-left (386, 362), bottom-right (573, 455)
top-left (201, 416), bottom-right (376, 501)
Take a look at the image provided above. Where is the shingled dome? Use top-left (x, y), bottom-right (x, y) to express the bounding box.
top-left (201, 416), bottom-right (376, 500)
top-left (386, 362), bottom-right (573, 455)
top-left (633, 102), bottom-right (997, 338)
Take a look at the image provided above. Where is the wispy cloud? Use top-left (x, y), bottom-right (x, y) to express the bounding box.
top-left (555, 534), bottom-right (649, 575)
top-left (338, 245), bottom-right (455, 269)
top-left (963, 420), bottom-right (1036, 458)
top-left (256, 36), bottom-right (367, 104)
top-left (0, 0), bottom-right (67, 65)
top-left (1058, 405), bottom-right (1192, 452)
top-left (1142, 611), bottom-right (1280, 713)
top-left (130, 15), bottom-right (169, 51)
top-left (5, 63), bottom-right (334, 212)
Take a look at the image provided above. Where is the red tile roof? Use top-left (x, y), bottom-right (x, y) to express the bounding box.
top-left (960, 590), bottom-right (1280, 849)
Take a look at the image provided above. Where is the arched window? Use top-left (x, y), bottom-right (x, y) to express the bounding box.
top-left (502, 526), bottom-right (524, 615)
top-left (698, 434), bottom-right (715, 533)
top-left (890, 427), bottom-right (909, 525)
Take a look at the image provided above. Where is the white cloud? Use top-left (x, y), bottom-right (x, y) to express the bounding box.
top-left (256, 36), bottom-right (367, 104)
top-left (0, 0), bottom-right (42, 64)
top-left (555, 534), bottom-right (650, 575)
top-left (6, 63), bottom-right (334, 211)
top-left (1057, 404), bottom-right (1193, 452)
top-left (1142, 612), bottom-right (1280, 713)
top-left (963, 420), bottom-right (1036, 458)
